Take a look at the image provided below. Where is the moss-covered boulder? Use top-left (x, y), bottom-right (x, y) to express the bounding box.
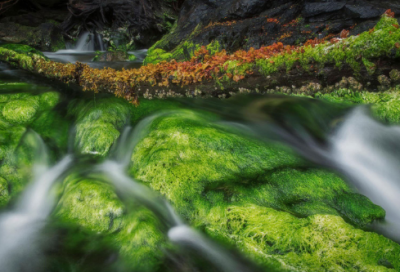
top-left (0, 43), bottom-right (47, 58)
top-left (130, 110), bottom-right (303, 218)
top-left (54, 176), bottom-right (167, 272)
top-left (2, 98), bottom-right (39, 125)
top-left (68, 97), bottom-right (131, 157)
top-left (129, 109), bottom-right (397, 271)
top-left (205, 204), bottom-right (400, 271)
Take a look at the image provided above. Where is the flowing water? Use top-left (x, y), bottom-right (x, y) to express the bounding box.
top-left (44, 32), bottom-right (146, 70)
top-left (0, 130), bottom-right (73, 272)
top-left (0, 61), bottom-right (400, 271)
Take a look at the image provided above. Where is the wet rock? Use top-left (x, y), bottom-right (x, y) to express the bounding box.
top-left (345, 4), bottom-right (386, 19)
top-left (0, 22), bottom-right (65, 52)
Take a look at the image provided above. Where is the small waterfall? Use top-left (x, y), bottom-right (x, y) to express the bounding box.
top-left (96, 33), bottom-right (105, 51)
top-left (0, 131), bottom-right (73, 272)
top-left (98, 114), bottom-right (255, 272)
top-left (329, 108), bottom-right (400, 240)
top-left (75, 32), bottom-right (95, 52)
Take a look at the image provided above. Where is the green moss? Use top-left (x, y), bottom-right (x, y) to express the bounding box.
top-left (55, 176), bottom-right (166, 271)
top-left (143, 48), bottom-right (173, 65)
top-left (362, 58), bottom-right (377, 75)
top-left (31, 110), bottom-right (70, 151)
top-left (0, 177), bottom-right (10, 208)
top-left (1, 98), bottom-right (38, 125)
top-left (130, 109), bottom-right (304, 218)
top-left (256, 14), bottom-right (400, 77)
top-left (128, 54), bottom-right (137, 61)
top-left (130, 98), bottom-right (183, 124)
top-left (68, 97), bottom-right (131, 157)
top-left (316, 89), bottom-right (400, 124)
top-left (206, 40), bottom-right (222, 56)
top-left (236, 168), bottom-right (385, 227)
top-left (128, 109), bottom-right (396, 271)
top-left (0, 43), bottom-right (46, 58)
top-left (204, 204), bottom-right (400, 271)
top-left (39, 91), bottom-right (60, 110)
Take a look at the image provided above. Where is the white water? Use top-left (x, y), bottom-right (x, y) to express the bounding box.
top-left (329, 108), bottom-right (400, 240)
top-left (0, 155), bottom-right (72, 272)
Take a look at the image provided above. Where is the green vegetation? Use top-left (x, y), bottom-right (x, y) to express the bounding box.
top-left (316, 88), bottom-right (400, 124)
top-left (55, 175), bottom-right (167, 272)
top-left (68, 97), bottom-right (131, 157)
top-left (130, 109), bottom-right (400, 271)
top-left (256, 15), bottom-right (400, 76)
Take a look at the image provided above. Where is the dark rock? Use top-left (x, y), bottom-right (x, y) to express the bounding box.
top-left (151, 0), bottom-right (400, 60)
top-left (303, 2), bottom-right (346, 18)
top-left (345, 4), bottom-right (386, 19)
top-left (0, 21), bottom-right (65, 52)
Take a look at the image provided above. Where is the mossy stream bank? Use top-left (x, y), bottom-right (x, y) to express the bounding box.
top-left (0, 63), bottom-right (400, 272)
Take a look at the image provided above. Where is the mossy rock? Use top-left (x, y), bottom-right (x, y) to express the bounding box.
top-left (2, 98), bottom-right (39, 125)
top-left (31, 110), bottom-right (70, 152)
top-left (143, 48), bottom-right (173, 65)
top-left (205, 204), bottom-right (400, 271)
top-left (54, 176), bottom-right (167, 272)
top-left (68, 97), bottom-right (131, 157)
top-left (128, 54), bottom-right (137, 61)
top-left (0, 43), bottom-right (46, 58)
top-left (237, 168), bottom-right (385, 228)
top-left (130, 109), bottom-right (304, 218)
top-left (75, 122), bottom-right (120, 156)
top-left (39, 91), bottom-right (60, 110)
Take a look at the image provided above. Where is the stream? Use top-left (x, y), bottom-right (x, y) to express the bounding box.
top-left (0, 51), bottom-right (400, 272)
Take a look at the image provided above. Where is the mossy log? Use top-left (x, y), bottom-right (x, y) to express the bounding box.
top-left (1, 15), bottom-right (400, 103)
